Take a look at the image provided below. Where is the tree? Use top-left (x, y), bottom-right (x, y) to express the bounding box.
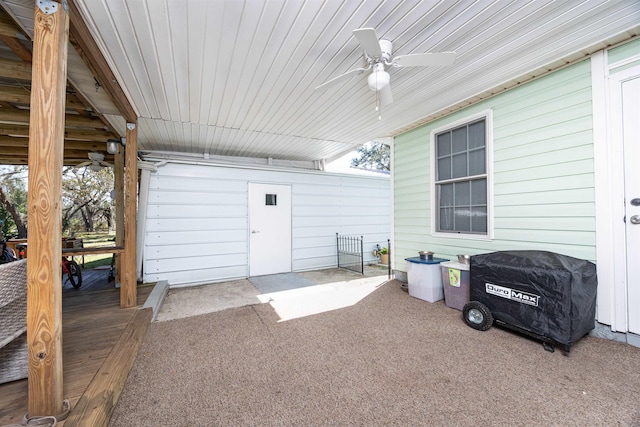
top-left (0, 166), bottom-right (115, 238)
top-left (351, 141), bottom-right (390, 171)
top-left (0, 166), bottom-right (28, 238)
top-left (62, 167), bottom-right (114, 234)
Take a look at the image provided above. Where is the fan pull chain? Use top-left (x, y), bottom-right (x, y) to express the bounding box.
top-left (375, 73), bottom-right (382, 120)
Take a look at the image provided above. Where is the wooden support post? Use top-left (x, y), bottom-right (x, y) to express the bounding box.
top-left (121, 122), bottom-right (138, 308)
top-left (114, 147), bottom-right (124, 285)
top-left (26, 0), bottom-right (69, 417)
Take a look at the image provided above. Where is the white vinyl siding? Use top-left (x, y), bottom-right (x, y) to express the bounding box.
top-left (394, 59), bottom-right (595, 268)
top-left (143, 162), bottom-right (390, 286)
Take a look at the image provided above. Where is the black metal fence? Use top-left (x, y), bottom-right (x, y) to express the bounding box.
top-left (336, 233), bottom-right (364, 274)
top-left (385, 238), bottom-right (391, 279)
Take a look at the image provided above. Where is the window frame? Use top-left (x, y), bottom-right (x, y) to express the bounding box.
top-left (430, 109), bottom-right (494, 241)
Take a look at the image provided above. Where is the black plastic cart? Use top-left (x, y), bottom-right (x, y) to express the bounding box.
top-left (462, 250), bottom-right (597, 353)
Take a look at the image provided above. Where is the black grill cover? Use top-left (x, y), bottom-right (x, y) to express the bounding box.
top-left (470, 250), bottom-right (597, 346)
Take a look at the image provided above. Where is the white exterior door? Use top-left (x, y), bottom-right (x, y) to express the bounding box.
top-left (248, 183), bottom-right (292, 276)
top-left (610, 66), bottom-right (640, 336)
top-left (618, 72), bottom-right (640, 335)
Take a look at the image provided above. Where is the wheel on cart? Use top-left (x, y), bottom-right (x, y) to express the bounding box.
top-left (463, 301), bottom-right (494, 331)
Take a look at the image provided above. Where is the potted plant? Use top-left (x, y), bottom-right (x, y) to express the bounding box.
top-left (379, 247), bottom-right (389, 265)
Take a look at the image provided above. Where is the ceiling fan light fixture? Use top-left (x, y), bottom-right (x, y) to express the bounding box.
top-left (106, 140), bottom-right (119, 154)
top-left (317, 27), bottom-right (456, 117)
top-left (106, 138), bottom-right (126, 154)
top-left (367, 69), bottom-right (390, 91)
top-left (89, 163), bottom-right (102, 172)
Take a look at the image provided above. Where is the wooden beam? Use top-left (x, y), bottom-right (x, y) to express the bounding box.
top-left (0, 85), bottom-right (31, 104)
top-left (0, 108), bottom-right (105, 128)
top-left (0, 9), bottom-right (115, 138)
top-left (114, 147), bottom-right (124, 286)
top-left (68, 0), bottom-right (137, 123)
top-left (0, 10), bottom-right (27, 39)
top-left (27, 1), bottom-right (69, 417)
top-left (64, 128), bottom-right (116, 141)
top-left (0, 135), bottom-right (109, 150)
top-left (121, 122), bottom-right (137, 308)
top-left (0, 123), bottom-right (30, 135)
top-left (0, 57), bottom-right (32, 80)
top-left (0, 123), bottom-right (114, 144)
top-left (0, 145), bottom-right (103, 156)
top-left (0, 157), bottom-right (109, 168)
top-left (65, 92), bottom-right (93, 111)
top-left (0, 85), bottom-right (102, 114)
top-left (66, 86), bottom-right (122, 139)
top-left (0, 156), bottom-right (27, 165)
top-left (0, 148), bottom-right (114, 166)
top-left (0, 36), bottom-right (33, 62)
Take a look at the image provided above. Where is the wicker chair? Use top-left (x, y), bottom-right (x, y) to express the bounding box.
top-left (0, 259), bottom-right (28, 384)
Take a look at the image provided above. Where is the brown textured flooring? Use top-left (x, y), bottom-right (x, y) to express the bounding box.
top-left (110, 280), bottom-right (640, 426)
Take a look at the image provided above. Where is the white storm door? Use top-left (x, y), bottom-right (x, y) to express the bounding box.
top-left (617, 71), bottom-right (640, 335)
top-left (248, 183), bottom-right (292, 276)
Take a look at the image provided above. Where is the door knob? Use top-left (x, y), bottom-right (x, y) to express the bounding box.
top-left (630, 215), bottom-right (640, 225)
top-left (251, 230), bottom-right (260, 234)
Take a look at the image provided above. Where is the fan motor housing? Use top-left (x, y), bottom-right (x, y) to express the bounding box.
top-left (379, 39), bottom-right (393, 62)
top-left (88, 152), bottom-right (105, 162)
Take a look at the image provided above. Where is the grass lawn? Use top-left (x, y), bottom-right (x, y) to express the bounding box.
top-left (71, 231), bottom-right (117, 269)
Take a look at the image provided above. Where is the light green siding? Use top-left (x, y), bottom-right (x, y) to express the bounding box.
top-left (608, 38), bottom-right (640, 63)
top-left (607, 39), bottom-right (640, 74)
top-left (394, 60), bottom-right (595, 269)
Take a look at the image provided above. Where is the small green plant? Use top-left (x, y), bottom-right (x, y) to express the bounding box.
top-left (379, 247), bottom-right (388, 255)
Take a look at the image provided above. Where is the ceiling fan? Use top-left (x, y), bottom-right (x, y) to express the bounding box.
top-left (315, 28), bottom-right (456, 116)
top-left (76, 152), bottom-right (113, 171)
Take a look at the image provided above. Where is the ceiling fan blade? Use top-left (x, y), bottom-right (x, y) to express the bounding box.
top-left (379, 84), bottom-right (393, 106)
top-left (100, 160), bottom-right (114, 168)
top-left (353, 28), bottom-right (382, 58)
top-left (76, 161), bottom-right (91, 168)
top-left (394, 52), bottom-right (456, 67)
top-left (315, 67), bottom-right (368, 91)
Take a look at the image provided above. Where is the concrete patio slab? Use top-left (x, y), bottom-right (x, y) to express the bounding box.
top-left (155, 266), bottom-right (391, 322)
top-left (155, 279), bottom-right (261, 322)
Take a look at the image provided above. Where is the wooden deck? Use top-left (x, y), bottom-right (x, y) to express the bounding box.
top-left (0, 270), bottom-right (155, 426)
top-left (63, 263), bottom-right (118, 293)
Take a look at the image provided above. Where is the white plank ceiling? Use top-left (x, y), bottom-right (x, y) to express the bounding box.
top-left (5, 0), bottom-right (640, 163)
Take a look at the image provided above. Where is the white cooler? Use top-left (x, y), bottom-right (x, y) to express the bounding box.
top-left (405, 257), bottom-right (449, 302)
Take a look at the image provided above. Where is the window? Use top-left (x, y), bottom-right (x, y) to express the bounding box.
top-left (265, 194), bottom-right (277, 206)
top-left (432, 112), bottom-right (491, 237)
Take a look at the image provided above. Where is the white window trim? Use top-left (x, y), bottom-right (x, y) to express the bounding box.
top-left (430, 109), bottom-right (494, 241)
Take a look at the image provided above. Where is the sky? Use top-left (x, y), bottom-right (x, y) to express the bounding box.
top-left (325, 151), bottom-right (356, 173)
